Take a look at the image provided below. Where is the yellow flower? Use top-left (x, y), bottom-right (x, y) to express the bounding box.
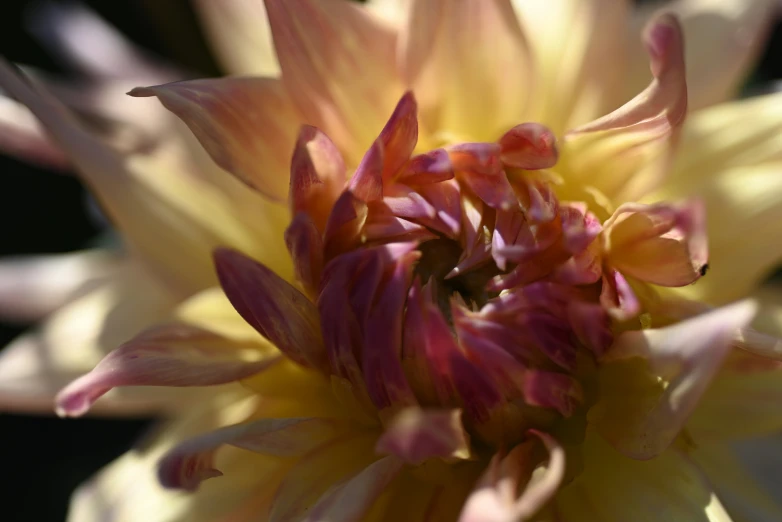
top-left (3, 1), bottom-right (782, 521)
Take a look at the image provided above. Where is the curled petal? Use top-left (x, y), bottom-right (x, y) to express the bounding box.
top-left (376, 408), bottom-right (471, 464)
top-left (458, 430), bottom-right (565, 522)
top-left (323, 191), bottom-right (369, 260)
top-left (498, 123), bottom-right (558, 170)
top-left (55, 323), bottom-right (278, 417)
top-left (129, 78), bottom-right (299, 201)
top-left (159, 417), bottom-right (354, 490)
top-left (593, 300), bottom-right (757, 459)
top-left (214, 248), bottom-right (327, 370)
top-left (604, 200), bottom-right (708, 287)
top-left (600, 269), bottom-right (640, 321)
top-left (397, 148), bottom-right (454, 185)
top-left (289, 125), bottom-right (346, 231)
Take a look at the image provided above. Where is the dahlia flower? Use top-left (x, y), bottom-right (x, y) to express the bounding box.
top-left (2, 0), bottom-right (782, 521)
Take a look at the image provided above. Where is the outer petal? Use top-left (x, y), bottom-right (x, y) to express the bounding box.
top-left (0, 249), bottom-right (118, 323)
top-left (554, 429), bottom-right (732, 522)
top-left (401, 0), bottom-right (532, 141)
top-left (376, 408), bottom-right (471, 464)
top-left (264, 0), bottom-right (403, 163)
top-left (651, 93), bottom-right (782, 304)
top-left (512, 0), bottom-right (630, 133)
top-left (0, 94), bottom-right (69, 170)
top-left (625, 0), bottom-right (781, 111)
top-left (563, 14), bottom-right (687, 203)
top-left (592, 300), bottom-right (756, 459)
top-left (55, 323), bottom-right (278, 417)
top-left (193, 0), bottom-right (280, 76)
top-left (130, 78), bottom-right (300, 201)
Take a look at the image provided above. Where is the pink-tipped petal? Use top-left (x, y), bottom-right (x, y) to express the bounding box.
top-left (604, 200), bottom-right (708, 287)
top-left (377, 91), bottom-right (419, 181)
top-left (594, 300), bottom-right (757, 459)
top-left (376, 408), bottom-right (471, 464)
top-left (129, 78), bottom-right (299, 201)
top-left (284, 213), bottom-right (324, 297)
top-left (600, 269), bottom-right (641, 321)
top-left (498, 123), bottom-right (558, 170)
top-left (323, 191), bottom-right (370, 260)
top-left (397, 148), bottom-right (454, 185)
top-left (458, 430), bottom-right (565, 522)
top-left (349, 139), bottom-right (385, 202)
top-left (289, 125), bottom-right (346, 231)
top-left (263, 0), bottom-right (402, 162)
top-left (159, 417), bottom-right (354, 490)
top-left (214, 248), bottom-right (327, 370)
top-left (55, 323), bottom-right (279, 417)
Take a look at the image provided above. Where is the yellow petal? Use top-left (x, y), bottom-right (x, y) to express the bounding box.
top-left (693, 440), bottom-right (782, 522)
top-left (193, 0), bottom-right (280, 76)
top-left (401, 0), bottom-right (532, 141)
top-left (624, 0), bottom-right (781, 111)
top-left (688, 350), bottom-right (782, 441)
top-left (264, 0), bottom-right (403, 163)
top-left (512, 0), bottom-right (630, 133)
top-left (650, 93), bottom-right (782, 304)
top-left (554, 429), bottom-right (732, 522)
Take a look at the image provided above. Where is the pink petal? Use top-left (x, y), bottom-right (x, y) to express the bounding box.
top-left (159, 417), bottom-right (354, 490)
top-left (284, 213), bottom-right (324, 297)
top-left (458, 430), bottom-right (565, 522)
top-left (55, 323), bottom-right (279, 417)
top-left (377, 91), bottom-right (419, 182)
top-left (263, 0), bottom-right (402, 161)
top-left (498, 123), bottom-right (558, 170)
top-left (596, 300), bottom-right (757, 459)
top-left (323, 191), bottom-right (369, 260)
top-left (396, 148), bottom-right (454, 185)
top-left (604, 200), bottom-right (708, 287)
top-left (289, 125), bottom-right (346, 231)
top-left (600, 269), bottom-right (641, 321)
top-left (129, 78), bottom-right (300, 201)
top-left (376, 408), bottom-right (471, 464)
top-left (522, 371), bottom-right (583, 417)
top-left (348, 139), bottom-right (384, 202)
top-left (213, 248), bottom-right (327, 370)
top-left (302, 456), bottom-right (404, 522)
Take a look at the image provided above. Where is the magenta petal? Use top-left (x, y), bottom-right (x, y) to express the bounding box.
top-left (323, 190), bottom-right (369, 260)
top-left (450, 143), bottom-right (517, 210)
top-left (376, 408), bottom-right (470, 464)
top-left (498, 122), bottom-right (558, 170)
top-left (378, 91), bottom-right (419, 181)
top-left (214, 248), bottom-right (327, 370)
top-left (349, 139), bottom-right (384, 202)
top-left (397, 148), bottom-right (454, 185)
top-left (284, 212), bottom-right (324, 297)
top-left (55, 324), bottom-right (280, 417)
top-left (523, 370), bottom-right (583, 417)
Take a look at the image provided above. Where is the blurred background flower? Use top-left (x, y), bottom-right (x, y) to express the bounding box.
top-left (2, 0), bottom-right (782, 521)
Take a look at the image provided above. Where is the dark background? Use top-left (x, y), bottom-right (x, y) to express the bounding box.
top-left (1, 1), bottom-right (781, 521)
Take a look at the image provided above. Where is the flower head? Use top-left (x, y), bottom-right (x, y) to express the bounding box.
top-left (3, 0), bottom-right (782, 521)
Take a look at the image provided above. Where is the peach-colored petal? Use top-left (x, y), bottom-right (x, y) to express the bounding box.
top-left (264, 0), bottom-right (403, 163)
top-left (158, 417), bottom-right (355, 490)
top-left (401, 0), bottom-right (532, 141)
top-left (603, 200), bottom-right (708, 287)
top-left (458, 430), bottom-right (565, 522)
top-left (303, 456), bottom-right (404, 522)
top-left (593, 300), bottom-right (756, 459)
top-left (0, 249), bottom-right (118, 323)
top-left (554, 429), bottom-right (731, 522)
top-left (650, 93), bottom-right (782, 305)
top-left (512, 0), bottom-right (630, 132)
top-left (214, 248), bottom-right (326, 370)
top-left (193, 0), bottom-right (279, 76)
top-left (130, 77), bottom-right (300, 201)
top-left (625, 0), bottom-right (781, 111)
top-left (376, 408), bottom-right (471, 464)
top-left (55, 323), bottom-right (278, 417)
top-left (563, 14), bottom-right (687, 203)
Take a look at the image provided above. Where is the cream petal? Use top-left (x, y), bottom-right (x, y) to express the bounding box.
top-left (401, 0), bottom-right (532, 141)
top-left (651, 93), bottom-right (782, 304)
top-left (366, 0), bottom-right (412, 27)
top-left (193, 0), bottom-right (280, 76)
top-left (694, 440), bottom-right (782, 522)
top-left (0, 249), bottom-right (118, 323)
top-left (688, 351), bottom-right (782, 441)
top-left (130, 77), bottom-right (301, 202)
top-left (625, 0), bottom-right (781, 111)
top-left (0, 94), bottom-right (69, 170)
top-left (563, 14), bottom-right (688, 203)
top-left (264, 0), bottom-right (403, 163)
top-left (511, 0), bottom-right (631, 133)
top-left (592, 300), bottom-right (756, 459)
top-left (554, 429), bottom-right (732, 522)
